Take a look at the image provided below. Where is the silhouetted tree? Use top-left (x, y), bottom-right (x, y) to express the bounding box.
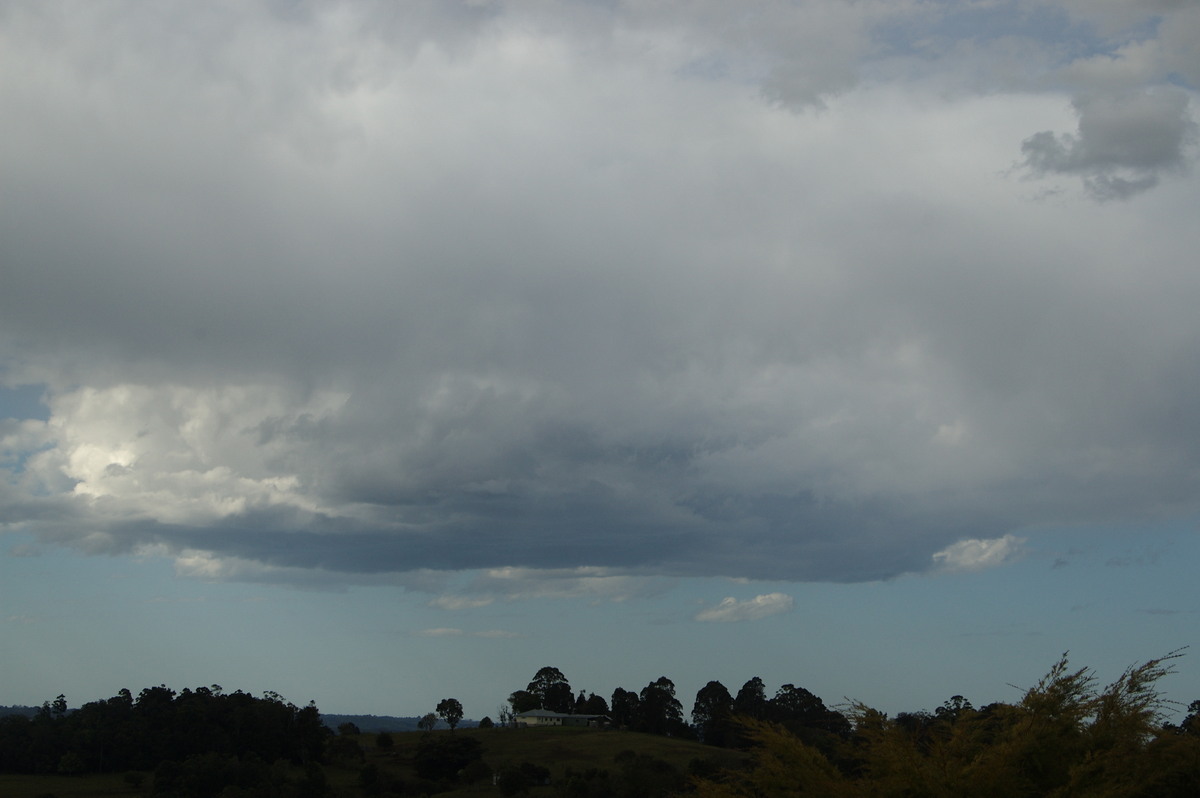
top-left (508, 690), bottom-right (539, 714)
top-left (767, 683), bottom-right (850, 753)
top-left (639, 677), bottom-right (687, 736)
top-left (610, 688), bottom-right (640, 729)
top-left (580, 692), bottom-right (610, 716)
top-left (526, 666), bottom-right (574, 713)
top-left (692, 681), bottom-right (734, 746)
top-left (733, 676), bottom-right (769, 720)
top-left (1175, 699), bottom-right (1199, 735)
top-left (934, 694), bottom-right (975, 724)
top-left (436, 698), bottom-right (464, 731)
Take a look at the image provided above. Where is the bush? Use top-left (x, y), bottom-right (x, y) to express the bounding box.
top-left (413, 735), bottom-right (483, 781)
top-left (55, 753), bottom-right (85, 776)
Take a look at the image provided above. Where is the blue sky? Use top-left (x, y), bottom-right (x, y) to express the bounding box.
top-left (2, 0), bottom-right (1199, 723)
top-left (4, 520), bottom-right (1196, 720)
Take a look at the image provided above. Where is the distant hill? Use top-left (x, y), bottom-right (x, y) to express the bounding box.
top-left (0, 705), bottom-right (41, 718)
top-left (2, 704), bottom-right (470, 732)
top-left (320, 713), bottom-right (477, 733)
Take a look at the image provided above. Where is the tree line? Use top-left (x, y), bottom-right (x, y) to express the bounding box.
top-left (3, 654), bottom-right (1196, 797)
top-left (691, 652), bottom-right (1200, 798)
top-left (503, 665), bottom-right (850, 749)
top-left (0, 684), bottom-right (329, 783)
top-left (498, 657), bottom-right (1199, 796)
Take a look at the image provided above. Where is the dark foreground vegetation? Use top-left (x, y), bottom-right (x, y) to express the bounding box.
top-left (1, 652), bottom-right (1197, 797)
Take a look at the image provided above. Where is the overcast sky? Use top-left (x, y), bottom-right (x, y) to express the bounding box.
top-left (3, 0), bottom-right (1198, 721)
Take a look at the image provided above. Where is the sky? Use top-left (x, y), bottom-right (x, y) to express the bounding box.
top-left (1, 0), bottom-right (1198, 723)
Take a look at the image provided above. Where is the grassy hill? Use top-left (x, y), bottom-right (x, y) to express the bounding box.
top-left (0, 725), bottom-right (745, 798)
top-left (338, 725), bottom-right (745, 797)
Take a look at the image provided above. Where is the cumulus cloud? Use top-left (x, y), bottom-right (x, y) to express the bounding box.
top-left (1021, 89), bottom-right (1196, 200)
top-left (2, 1), bottom-right (1200, 592)
top-left (695, 593), bottom-right (795, 623)
top-left (932, 535), bottom-right (1027, 573)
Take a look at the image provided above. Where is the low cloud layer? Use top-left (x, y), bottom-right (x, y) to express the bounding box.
top-left (2, 2), bottom-right (1199, 592)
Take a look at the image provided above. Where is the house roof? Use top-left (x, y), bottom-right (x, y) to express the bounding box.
top-left (515, 710), bottom-right (607, 720)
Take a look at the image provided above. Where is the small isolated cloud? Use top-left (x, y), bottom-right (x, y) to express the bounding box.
top-left (470, 567), bottom-right (669, 603)
top-left (428, 595), bottom-right (494, 610)
top-left (1021, 89), bottom-right (1196, 200)
top-left (695, 592), bottom-right (794, 623)
top-left (414, 627), bottom-right (518, 639)
top-left (932, 534), bottom-right (1026, 572)
top-left (415, 628), bottom-right (464, 637)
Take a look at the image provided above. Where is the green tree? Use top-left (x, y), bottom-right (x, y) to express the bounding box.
top-left (436, 698), bottom-right (464, 731)
top-left (417, 713), bottom-right (437, 732)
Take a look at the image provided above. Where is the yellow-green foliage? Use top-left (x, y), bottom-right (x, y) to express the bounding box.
top-left (693, 718), bottom-right (852, 798)
top-left (692, 652), bottom-right (1200, 798)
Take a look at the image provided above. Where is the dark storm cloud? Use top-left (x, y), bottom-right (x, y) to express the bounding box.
top-left (3, 1), bottom-right (1200, 589)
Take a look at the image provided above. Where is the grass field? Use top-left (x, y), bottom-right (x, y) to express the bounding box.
top-left (0, 726), bottom-right (746, 797)
top-left (0, 771), bottom-right (142, 798)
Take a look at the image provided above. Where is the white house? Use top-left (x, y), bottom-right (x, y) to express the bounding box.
top-left (514, 710), bottom-right (608, 728)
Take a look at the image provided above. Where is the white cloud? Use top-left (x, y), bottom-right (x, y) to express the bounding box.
top-left (25, 383), bottom-right (348, 526)
top-left (413, 627), bottom-right (517, 639)
top-left (428, 595), bottom-right (494, 611)
top-left (695, 593), bottom-right (794, 623)
top-left (415, 628), bottom-right (464, 638)
top-left (932, 534), bottom-right (1027, 573)
top-left (474, 629), bottom-right (521, 639)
